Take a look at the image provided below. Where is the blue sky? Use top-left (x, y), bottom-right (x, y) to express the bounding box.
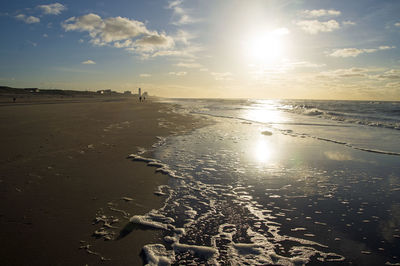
top-left (0, 0), bottom-right (400, 100)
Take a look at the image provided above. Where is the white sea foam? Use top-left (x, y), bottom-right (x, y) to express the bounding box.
top-left (129, 153), bottom-right (184, 178)
top-left (172, 242), bottom-right (219, 262)
top-left (129, 210), bottom-right (174, 230)
top-left (142, 244), bottom-right (175, 266)
top-left (154, 185), bottom-right (170, 196)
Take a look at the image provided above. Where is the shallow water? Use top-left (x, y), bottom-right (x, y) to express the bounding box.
top-left (134, 99), bottom-right (400, 265)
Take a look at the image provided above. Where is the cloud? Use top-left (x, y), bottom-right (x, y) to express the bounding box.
top-left (175, 62), bottom-right (202, 68)
top-left (134, 33), bottom-right (174, 52)
top-left (167, 0), bottom-right (197, 25)
top-left (82, 60), bottom-right (96, 64)
top-left (151, 45), bottom-right (202, 59)
top-left (343, 20), bottom-right (356, 26)
top-left (319, 68), bottom-right (371, 78)
top-left (328, 46), bottom-right (395, 57)
top-left (296, 20), bottom-right (340, 34)
top-left (374, 69), bottom-right (400, 80)
top-left (169, 71), bottom-right (187, 76)
top-left (318, 68), bottom-right (400, 82)
top-left (286, 61), bottom-right (326, 68)
top-left (302, 9), bottom-right (341, 18)
top-left (395, 22), bottom-right (400, 27)
top-left (386, 82), bottom-right (400, 89)
top-left (62, 13), bottom-right (174, 57)
top-left (37, 3), bottom-right (67, 15)
top-left (173, 30), bottom-right (196, 45)
top-left (140, 73), bottom-right (151, 77)
top-left (28, 41), bottom-right (37, 47)
top-left (15, 14), bottom-right (40, 24)
top-left (211, 72), bottom-right (233, 81)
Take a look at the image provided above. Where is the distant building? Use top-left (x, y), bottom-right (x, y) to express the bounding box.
top-left (24, 88), bottom-right (40, 93)
top-left (96, 89), bottom-right (113, 95)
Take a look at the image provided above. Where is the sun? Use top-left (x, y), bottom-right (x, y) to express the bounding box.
top-left (243, 28), bottom-right (289, 64)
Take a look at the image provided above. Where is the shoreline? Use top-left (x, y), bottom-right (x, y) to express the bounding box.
top-left (0, 96), bottom-right (210, 265)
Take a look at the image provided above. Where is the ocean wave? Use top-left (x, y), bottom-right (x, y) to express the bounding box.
top-left (285, 104), bottom-right (400, 130)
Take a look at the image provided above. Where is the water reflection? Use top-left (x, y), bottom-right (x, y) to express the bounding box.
top-left (253, 137), bottom-right (274, 164)
top-left (242, 100), bottom-right (288, 124)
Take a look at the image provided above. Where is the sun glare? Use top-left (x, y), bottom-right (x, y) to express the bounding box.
top-left (253, 138), bottom-right (274, 164)
top-left (244, 28), bottom-right (289, 64)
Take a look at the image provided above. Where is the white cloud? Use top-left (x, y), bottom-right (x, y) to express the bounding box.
top-left (211, 72), bottom-right (233, 81)
top-left (15, 14), bottom-right (40, 24)
top-left (169, 71), bottom-right (187, 76)
top-left (135, 33), bottom-right (174, 52)
top-left (395, 22), bottom-right (400, 27)
top-left (286, 61), bottom-right (326, 68)
top-left (302, 9), bottom-right (341, 18)
top-left (319, 68), bottom-right (373, 78)
top-left (328, 46), bottom-right (395, 57)
top-left (28, 41), bottom-right (37, 47)
top-left (62, 14), bottom-right (103, 33)
top-left (343, 20), bottom-right (356, 26)
top-left (37, 3), bottom-right (67, 15)
top-left (379, 45), bottom-right (396, 50)
top-left (62, 13), bottom-right (175, 57)
top-left (328, 48), bottom-right (365, 57)
top-left (140, 73), bottom-right (151, 77)
top-left (175, 62), bottom-right (202, 68)
top-left (151, 45), bottom-right (202, 59)
top-left (167, 0), bottom-right (197, 25)
top-left (296, 20), bottom-right (340, 34)
top-left (173, 30), bottom-right (196, 45)
top-left (375, 69), bottom-right (400, 80)
top-left (43, 33), bottom-right (48, 38)
top-left (82, 60), bottom-right (96, 64)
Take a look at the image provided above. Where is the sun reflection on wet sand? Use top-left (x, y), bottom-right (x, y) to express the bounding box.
top-left (253, 137), bottom-right (274, 164)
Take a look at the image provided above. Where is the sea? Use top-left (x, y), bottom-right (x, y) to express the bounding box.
top-left (130, 99), bottom-right (400, 265)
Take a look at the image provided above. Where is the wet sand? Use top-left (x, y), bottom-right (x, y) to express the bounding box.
top-left (0, 96), bottom-right (208, 265)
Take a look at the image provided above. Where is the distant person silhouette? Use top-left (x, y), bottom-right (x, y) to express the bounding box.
top-left (13, 97), bottom-right (16, 103)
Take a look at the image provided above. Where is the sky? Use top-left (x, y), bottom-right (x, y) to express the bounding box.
top-left (0, 0), bottom-right (400, 100)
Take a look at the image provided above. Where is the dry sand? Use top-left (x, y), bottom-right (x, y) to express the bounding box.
top-left (0, 96), bottom-right (208, 265)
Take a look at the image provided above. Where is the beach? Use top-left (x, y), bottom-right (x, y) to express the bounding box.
top-left (1, 96), bottom-right (400, 265)
top-left (0, 96), bottom-right (208, 265)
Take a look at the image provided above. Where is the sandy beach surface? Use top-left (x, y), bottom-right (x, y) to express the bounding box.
top-left (0, 96), bottom-right (208, 265)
